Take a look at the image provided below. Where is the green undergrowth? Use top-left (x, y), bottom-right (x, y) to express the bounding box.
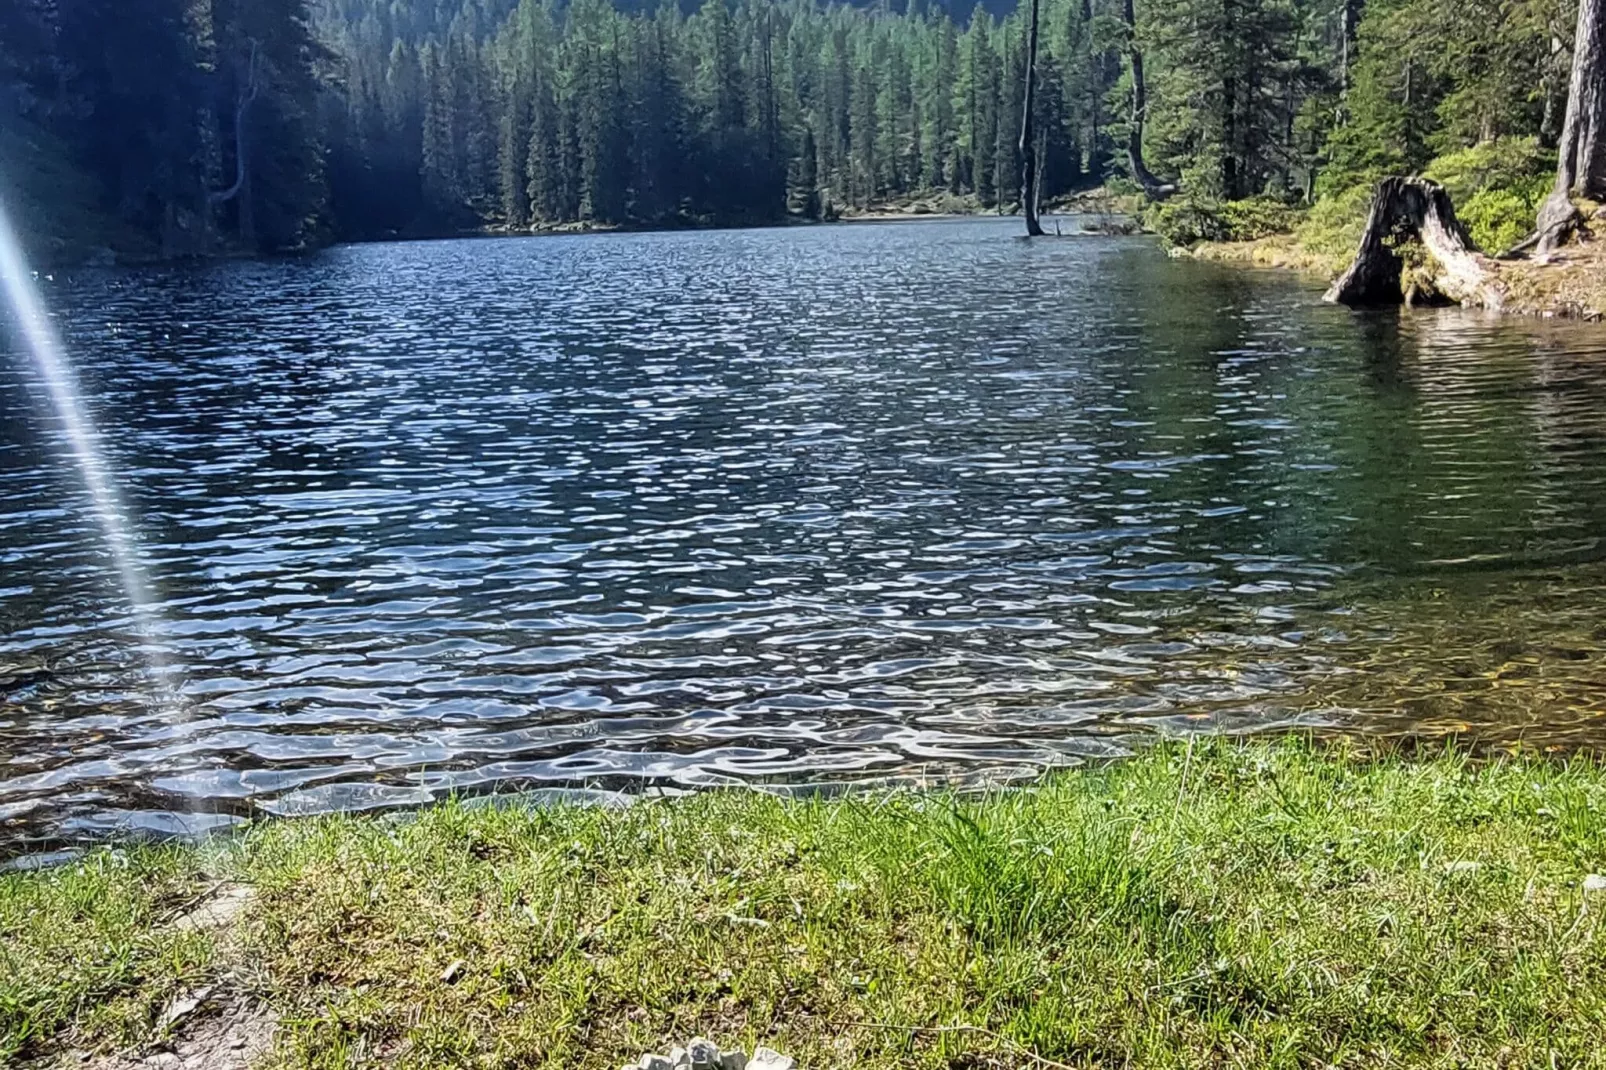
top-left (1157, 137), bottom-right (1556, 273)
top-left (5, 739), bottom-right (1606, 1068)
top-left (1422, 139), bottom-right (1554, 253)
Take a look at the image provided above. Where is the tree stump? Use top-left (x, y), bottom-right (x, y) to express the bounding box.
top-left (1324, 177), bottom-right (1504, 310)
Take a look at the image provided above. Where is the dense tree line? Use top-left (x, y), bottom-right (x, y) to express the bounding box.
top-left (0, 0), bottom-right (1589, 252)
top-left (0, 0), bottom-right (329, 257)
top-left (324, 0), bottom-right (1581, 235)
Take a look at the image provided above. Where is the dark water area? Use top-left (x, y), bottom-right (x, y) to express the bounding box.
top-left (4, 217), bottom-right (1606, 848)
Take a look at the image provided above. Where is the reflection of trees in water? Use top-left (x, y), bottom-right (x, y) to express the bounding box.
top-left (1094, 254), bottom-right (1329, 572)
top-left (1276, 312), bottom-right (1606, 748)
top-left (1398, 312), bottom-right (1606, 570)
top-left (1082, 266), bottom-right (1606, 749)
top-left (1268, 309), bottom-right (1606, 573)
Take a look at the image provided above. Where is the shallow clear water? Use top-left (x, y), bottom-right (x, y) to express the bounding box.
top-left (4, 217), bottom-right (1606, 846)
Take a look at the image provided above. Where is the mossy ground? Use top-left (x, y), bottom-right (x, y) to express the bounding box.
top-left (5, 740), bottom-right (1606, 1069)
top-left (1497, 212), bottom-right (1606, 318)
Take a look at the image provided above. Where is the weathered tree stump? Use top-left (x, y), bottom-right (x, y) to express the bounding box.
top-left (1324, 177), bottom-right (1503, 310)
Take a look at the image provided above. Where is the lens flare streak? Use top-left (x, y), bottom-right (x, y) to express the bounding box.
top-left (0, 200), bottom-right (170, 675)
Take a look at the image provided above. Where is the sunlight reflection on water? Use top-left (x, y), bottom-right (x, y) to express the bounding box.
top-left (3, 218), bottom-right (1606, 846)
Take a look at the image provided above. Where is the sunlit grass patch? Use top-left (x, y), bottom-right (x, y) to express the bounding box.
top-left (5, 740), bottom-right (1606, 1068)
top-left (0, 845), bottom-right (215, 1062)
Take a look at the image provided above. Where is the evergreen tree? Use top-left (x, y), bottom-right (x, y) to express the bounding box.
top-left (2, 0), bottom-right (1587, 254)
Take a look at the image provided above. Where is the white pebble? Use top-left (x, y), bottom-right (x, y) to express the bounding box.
top-left (687, 1039), bottom-right (721, 1069)
top-left (750, 1048), bottom-right (795, 1070)
top-left (1584, 873), bottom-right (1606, 893)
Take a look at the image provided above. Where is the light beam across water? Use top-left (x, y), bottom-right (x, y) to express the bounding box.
top-left (0, 198), bottom-right (175, 693)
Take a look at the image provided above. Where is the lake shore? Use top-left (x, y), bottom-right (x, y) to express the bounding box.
top-left (1182, 229), bottom-right (1606, 320)
top-left (1135, 161), bottom-right (1606, 322)
top-left (6, 739), bottom-right (1604, 1069)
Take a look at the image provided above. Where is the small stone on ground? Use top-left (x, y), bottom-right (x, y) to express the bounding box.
top-left (634, 1041), bottom-right (791, 1070)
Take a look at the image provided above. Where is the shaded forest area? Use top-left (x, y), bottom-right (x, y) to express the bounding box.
top-left (0, 0), bottom-right (1583, 256)
top-left (0, 0), bottom-right (328, 259)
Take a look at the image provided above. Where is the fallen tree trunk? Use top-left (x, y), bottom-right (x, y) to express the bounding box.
top-left (1324, 177), bottom-right (1505, 310)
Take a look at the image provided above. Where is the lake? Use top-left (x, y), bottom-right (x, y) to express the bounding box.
top-left (4, 217), bottom-right (1606, 847)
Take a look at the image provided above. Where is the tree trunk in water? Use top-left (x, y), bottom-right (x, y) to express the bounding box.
top-left (1537, 0), bottom-right (1606, 256)
top-left (238, 141), bottom-right (256, 250)
top-left (1020, 0), bottom-right (1044, 236)
top-left (1325, 177), bottom-right (1504, 309)
top-left (1121, 0), bottom-right (1174, 199)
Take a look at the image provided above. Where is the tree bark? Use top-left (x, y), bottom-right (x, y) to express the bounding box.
top-left (1121, 0), bottom-right (1174, 199)
top-left (1222, 73), bottom-right (1239, 199)
top-left (209, 39), bottom-right (261, 248)
top-left (1340, 0), bottom-right (1360, 93)
top-left (1537, 0), bottom-right (1606, 256)
top-left (1325, 177), bottom-right (1505, 310)
top-left (1540, 29), bottom-right (1568, 148)
top-left (1020, 0), bottom-right (1044, 236)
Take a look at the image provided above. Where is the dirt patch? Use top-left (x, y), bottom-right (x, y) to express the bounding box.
top-left (168, 882), bottom-right (256, 936)
top-left (1498, 233), bottom-right (1606, 317)
top-left (45, 883), bottom-right (277, 1070)
top-left (75, 996), bottom-right (278, 1070)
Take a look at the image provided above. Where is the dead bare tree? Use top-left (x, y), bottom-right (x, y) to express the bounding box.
top-left (1019, 0), bottom-right (1044, 236)
top-left (209, 39), bottom-right (262, 242)
top-left (1122, 0), bottom-right (1175, 200)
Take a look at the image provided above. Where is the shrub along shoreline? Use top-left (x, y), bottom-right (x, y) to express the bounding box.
top-left (3, 739), bottom-right (1605, 1069)
top-left (1143, 138), bottom-right (1606, 319)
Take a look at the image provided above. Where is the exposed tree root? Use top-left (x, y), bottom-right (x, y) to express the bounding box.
top-left (1534, 188), bottom-right (1583, 259)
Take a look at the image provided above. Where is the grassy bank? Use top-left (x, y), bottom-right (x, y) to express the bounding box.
top-left (5, 740), bottom-right (1606, 1069)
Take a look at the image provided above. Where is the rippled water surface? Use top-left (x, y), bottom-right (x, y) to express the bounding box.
top-left (5, 218), bottom-right (1606, 845)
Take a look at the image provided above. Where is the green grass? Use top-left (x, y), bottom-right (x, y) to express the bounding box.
top-left (5, 740), bottom-right (1606, 1068)
top-left (0, 845), bottom-right (216, 1062)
